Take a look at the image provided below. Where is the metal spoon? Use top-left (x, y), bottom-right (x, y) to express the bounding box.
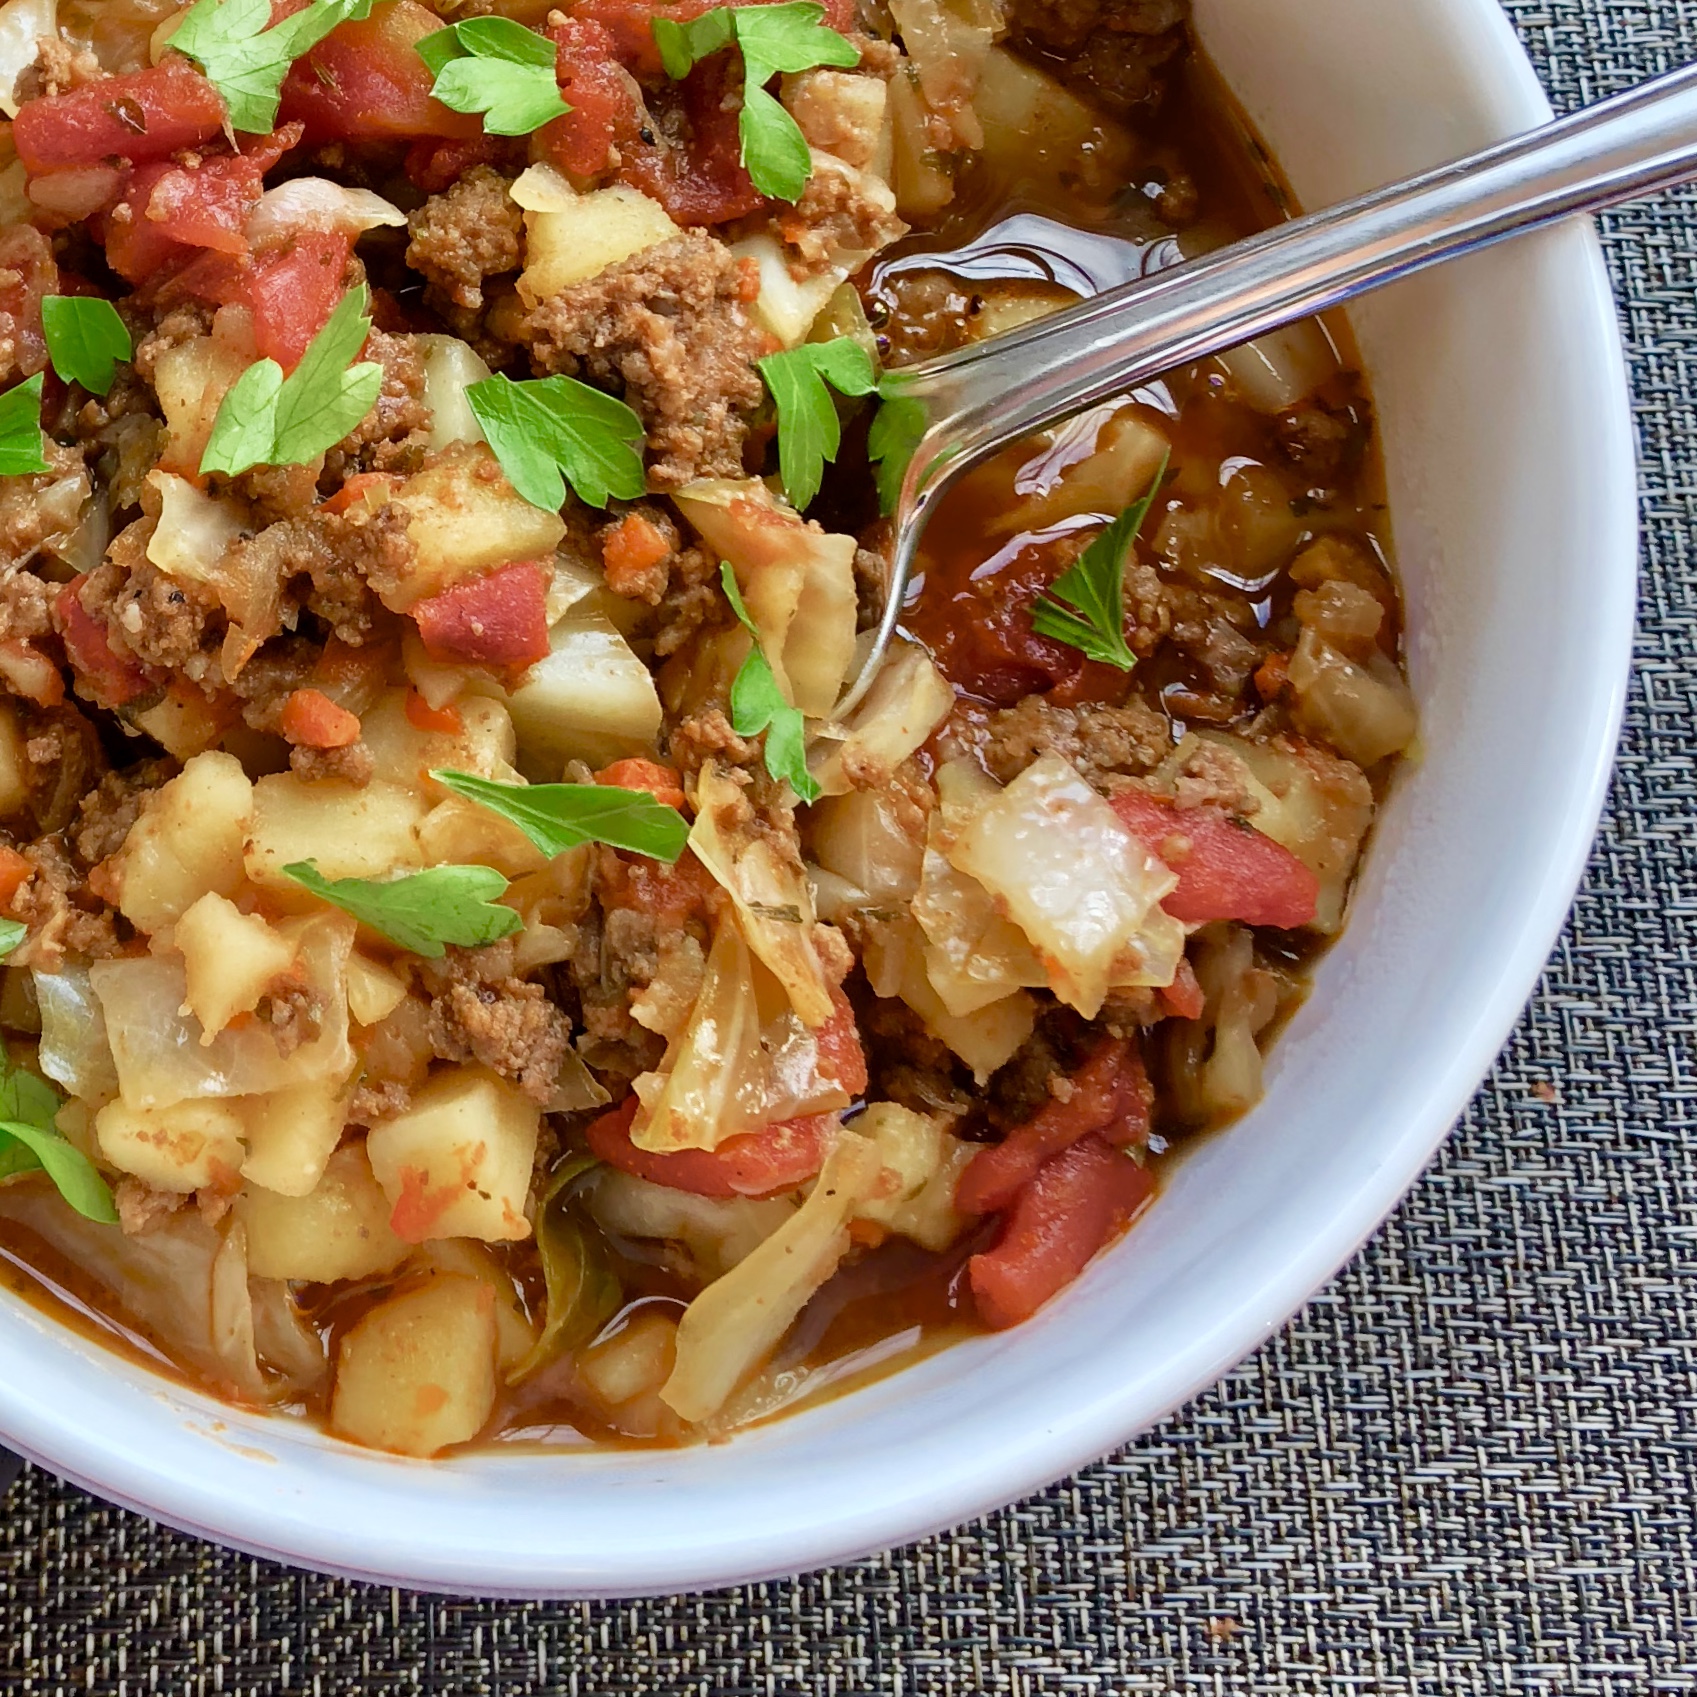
top-left (840, 59), bottom-right (1697, 715)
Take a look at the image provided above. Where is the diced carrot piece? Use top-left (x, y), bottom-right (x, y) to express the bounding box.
top-left (0, 846), bottom-right (33, 911)
top-left (405, 690), bottom-right (463, 736)
top-left (280, 687), bottom-right (361, 750)
top-left (600, 512), bottom-right (671, 594)
top-left (1157, 955), bottom-right (1205, 1021)
top-left (594, 758), bottom-right (686, 812)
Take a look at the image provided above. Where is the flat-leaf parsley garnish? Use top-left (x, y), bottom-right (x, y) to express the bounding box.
top-left (0, 1047), bottom-right (116, 1224)
top-left (170, 0), bottom-right (374, 133)
top-left (866, 392), bottom-right (925, 517)
top-left (41, 298), bottom-right (133, 398)
top-left (0, 375), bottom-right (49, 478)
top-left (1029, 453), bottom-right (1170, 670)
top-left (466, 373), bottom-right (646, 512)
top-left (416, 17), bottom-right (573, 136)
top-left (432, 770), bottom-right (690, 863)
top-left (719, 562), bottom-right (820, 802)
top-left (758, 336), bottom-right (877, 511)
top-left (653, 1), bottom-right (858, 202)
top-left (200, 284), bottom-right (384, 478)
top-left (284, 860), bottom-right (524, 958)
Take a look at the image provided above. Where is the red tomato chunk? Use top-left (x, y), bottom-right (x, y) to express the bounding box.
top-left (1111, 787), bottom-right (1319, 929)
top-left (968, 1136), bottom-right (1154, 1330)
top-left (586, 1098), bottom-right (837, 1199)
top-left (956, 1038), bottom-right (1151, 1218)
top-left (410, 562), bottom-right (552, 670)
top-left (13, 60), bottom-right (227, 174)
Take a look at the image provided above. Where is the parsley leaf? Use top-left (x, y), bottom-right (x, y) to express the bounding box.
top-left (758, 336), bottom-right (876, 510)
top-left (0, 374), bottom-right (48, 478)
top-left (0, 920), bottom-right (25, 960)
top-left (431, 770), bottom-right (689, 862)
top-left (171, 0), bottom-right (374, 133)
top-left (200, 285), bottom-right (383, 477)
top-left (466, 373), bottom-right (645, 512)
top-left (1029, 452), bottom-right (1170, 671)
top-left (653, 1), bottom-right (857, 201)
top-left (284, 860), bottom-right (523, 958)
top-left (416, 17), bottom-right (572, 136)
top-left (0, 1048), bottom-right (116, 1223)
top-left (719, 562), bottom-right (820, 802)
top-left (41, 297), bottom-right (133, 397)
top-left (867, 393), bottom-right (925, 517)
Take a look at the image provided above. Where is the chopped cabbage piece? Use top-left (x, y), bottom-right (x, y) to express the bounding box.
top-left (661, 1131), bottom-right (884, 1423)
top-left (943, 754), bottom-right (1182, 1018)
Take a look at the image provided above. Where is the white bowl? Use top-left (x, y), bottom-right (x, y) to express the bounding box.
top-left (0, 0), bottom-right (1635, 1596)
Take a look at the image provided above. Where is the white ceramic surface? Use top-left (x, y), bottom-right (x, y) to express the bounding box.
top-left (0, 0), bottom-right (1636, 1597)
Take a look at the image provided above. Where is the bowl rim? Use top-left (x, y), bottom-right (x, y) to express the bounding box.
top-left (0, 3), bottom-right (1639, 1598)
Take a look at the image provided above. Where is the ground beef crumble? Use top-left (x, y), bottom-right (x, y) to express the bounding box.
top-left (405, 166), bottom-right (525, 313)
top-left (520, 232), bottom-right (766, 488)
top-left (419, 942), bottom-right (574, 1105)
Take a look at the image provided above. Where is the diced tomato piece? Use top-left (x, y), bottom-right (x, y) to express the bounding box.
top-left (1110, 787), bottom-right (1320, 930)
top-left (956, 1039), bottom-right (1151, 1218)
top-left (404, 134), bottom-right (504, 196)
top-left (618, 58), bottom-right (762, 226)
top-left (280, 0), bottom-right (481, 144)
top-left (104, 125), bottom-right (300, 283)
top-left (280, 687), bottom-right (361, 749)
top-left (595, 757), bottom-right (687, 812)
top-left (815, 984), bottom-right (867, 1097)
top-left (585, 1097), bottom-right (835, 1199)
top-left (54, 578), bottom-right (151, 709)
top-left (410, 561), bottom-right (552, 671)
top-left (1157, 955), bottom-right (1205, 1021)
top-left (0, 846), bottom-right (33, 912)
top-left (321, 469), bottom-right (400, 516)
top-left (243, 229), bottom-right (354, 370)
top-left (968, 1135), bottom-right (1154, 1330)
top-left (598, 851), bottom-right (716, 927)
top-left (537, 15), bottom-right (643, 179)
top-left (405, 689), bottom-right (463, 735)
top-left (14, 60), bottom-right (227, 174)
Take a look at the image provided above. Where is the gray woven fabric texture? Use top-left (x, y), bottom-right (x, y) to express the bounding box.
top-left (4, 0), bottom-right (1696, 1688)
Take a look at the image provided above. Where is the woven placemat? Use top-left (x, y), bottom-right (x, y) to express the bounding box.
top-left (5, 1), bottom-right (1697, 1688)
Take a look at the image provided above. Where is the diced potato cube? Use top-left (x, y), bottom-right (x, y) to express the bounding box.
top-left (416, 797), bottom-right (546, 878)
top-left (580, 1310), bottom-right (677, 1407)
top-left (244, 775), bottom-right (427, 889)
top-left (386, 444), bottom-right (566, 610)
top-left (175, 893), bottom-right (298, 1040)
top-left (329, 1274), bottom-right (498, 1457)
top-left (365, 1067), bottom-right (541, 1243)
top-left (345, 952), bottom-right (407, 1027)
top-left (125, 684), bottom-right (228, 761)
top-left (240, 1143), bottom-right (409, 1281)
top-left (95, 1097), bottom-right (246, 1192)
top-left (110, 751), bottom-right (252, 934)
top-left (518, 182), bottom-right (677, 304)
top-left (0, 701), bottom-right (29, 816)
top-left (781, 69), bottom-right (887, 170)
top-left (359, 688), bottom-right (519, 792)
top-left (502, 616), bottom-right (662, 772)
top-left (239, 1077), bottom-right (351, 1197)
top-left (415, 1238), bottom-right (537, 1373)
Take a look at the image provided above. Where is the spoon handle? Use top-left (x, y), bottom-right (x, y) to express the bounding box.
top-left (885, 59), bottom-right (1697, 491)
top-left (831, 58), bottom-right (1697, 722)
